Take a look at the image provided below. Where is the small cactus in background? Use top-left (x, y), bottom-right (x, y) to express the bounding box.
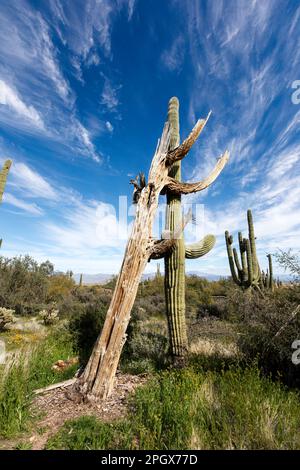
top-left (225, 209), bottom-right (274, 292)
top-left (0, 307), bottom-right (15, 331)
top-left (39, 307), bottom-right (59, 326)
top-left (79, 273), bottom-right (83, 286)
top-left (155, 263), bottom-right (161, 279)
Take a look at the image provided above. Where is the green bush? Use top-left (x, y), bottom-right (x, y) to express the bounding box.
top-left (0, 255), bottom-right (73, 316)
top-left (235, 287), bottom-right (300, 387)
top-left (46, 274), bottom-right (75, 302)
top-left (122, 325), bottom-right (168, 373)
top-left (68, 301), bottom-right (107, 366)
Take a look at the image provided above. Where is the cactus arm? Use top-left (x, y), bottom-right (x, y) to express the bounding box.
top-left (185, 234), bottom-right (216, 259)
top-left (233, 247), bottom-right (243, 282)
top-left (164, 150), bottom-right (229, 195)
top-left (225, 231), bottom-right (241, 286)
top-left (0, 160), bottom-right (12, 203)
top-left (238, 232), bottom-right (247, 283)
top-left (245, 238), bottom-right (254, 287)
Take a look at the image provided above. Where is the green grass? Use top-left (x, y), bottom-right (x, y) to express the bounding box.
top-left (46, 366), bottom-right (300, 450)
top-left (0, 327), bottom-right (76, 438)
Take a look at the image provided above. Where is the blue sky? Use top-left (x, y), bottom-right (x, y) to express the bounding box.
top-left (0, 0), bottom-right (300, 275)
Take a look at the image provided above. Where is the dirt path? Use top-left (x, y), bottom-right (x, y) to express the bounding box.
top-left (2, 372), bottom-right (148, 450)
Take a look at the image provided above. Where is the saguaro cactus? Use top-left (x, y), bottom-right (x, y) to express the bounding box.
top-left (163, 97), bottom-right (216, 357)
top-left (0, 160), bottom-right (12, 249)
top-left (0, 160), bottom-right (12, 203)
top-left (261, 254), bottom-right (274, 290)
top-left (225, 209), bottom-right (274, 292)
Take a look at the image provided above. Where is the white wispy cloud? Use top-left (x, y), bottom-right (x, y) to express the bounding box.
top-left (0, 80), bottom-right (44, 129)
top-left (0, 1), bottom-right (104, 162)
top-left (101, 79), bottom-right (120, 112)
top-left (106, 121), bottom-right (114, 132)
top-left (3, 193), bottom-right (44, 216)
top-left (75, 121), bottom-right (101, 163)
top-left (7, 162), bottom-right (57, 200)
top-left (161, 35), bottom-right (185, 72)
top-left (0, 2), bottom-right (72, 105)
top-left (45, 199), bottom-right (129, 250)
top-left (38, 18), bottom-right (71, 102)
top-left (50, 0), bottom-right (137, 59)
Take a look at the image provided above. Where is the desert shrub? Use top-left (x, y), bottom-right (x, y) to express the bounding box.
top-left (46, 274), bottom-right (75, 302)
top-left (0, 307), bottom-right (15, 331)
top-left (135, 277), bottom-right (165, 318)
top-left (0, 256), bottom-right (53, 315)
top-left (103, 275), bottom-right (117, 289)
top-left (68, 294), bottom-right (166, 373)
top-left (68, 301), bottom-right (107, 365)
top-left (275, 249), bottom-right (300, 281)
top-left (185, 276), bottom-right (212, 317)
top-left (197, 301), bottom-right (227, 319)
top-left (57, 284), bottom-right (112, 320)
top-left (122, 324), bottom-right (168, 373)
top-left (235, 287), bottom-right (300, 387)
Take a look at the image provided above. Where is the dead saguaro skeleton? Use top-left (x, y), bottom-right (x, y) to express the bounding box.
top-left (73, 100), bottom-right (229, 401)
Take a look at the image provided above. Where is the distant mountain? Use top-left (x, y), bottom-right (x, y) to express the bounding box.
top-left (73, 273), bottom-right (114, 285)
top-left (73, 271), bottom-right (293, 285)
top-left (74, 271), bottom-right (225, 285)
top-left (142, 271), bottom-right (223, 281)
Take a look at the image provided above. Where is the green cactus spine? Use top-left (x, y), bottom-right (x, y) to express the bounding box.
top-left (164, 98), bottom-right (216, 358)
top-left (225, 209), bottom-right (274, 291)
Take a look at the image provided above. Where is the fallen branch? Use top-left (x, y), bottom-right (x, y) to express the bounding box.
top-left (34, 378), bottom-right (76, 395)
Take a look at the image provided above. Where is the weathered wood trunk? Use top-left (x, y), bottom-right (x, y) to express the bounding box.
top-left (75, 124), bottom-right (172, 400)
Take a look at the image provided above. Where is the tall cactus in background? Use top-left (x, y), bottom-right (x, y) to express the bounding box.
top-left (0, 160), bottom-right (12, 203)
top-left (225, 209), bottom-right (274, 292)
top-left (261, 254), bottom-right (274, 290)
top-left (0, 160), bottom-right (12, 249)
top-left (164, 97), bottom-right (216, 357)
